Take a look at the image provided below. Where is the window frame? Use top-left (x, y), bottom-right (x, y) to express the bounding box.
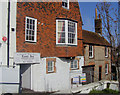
top-left (105, 63), bottom-right (109, 74)
top-left (48, 61), bottom-right (54, 73)
top-left (89, 45), bottom-right (93, 58)
top-left (56, 19), bottom-right (77, 46)
top-left (105, 47), bottom-right (108, 57)
top-left (25, 16), bottom-right (37, 42)
top-left (46, 58), bottom-right (56, 74)
top-left (62, 0), bottom-right (69, 9)
top-left (70, 59), bottom-right (79, 70)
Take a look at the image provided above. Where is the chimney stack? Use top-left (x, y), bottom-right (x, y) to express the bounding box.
top-left (95, 8), bottom-right (102, 35)
top-left (95, 8), bottom-right (97, 19)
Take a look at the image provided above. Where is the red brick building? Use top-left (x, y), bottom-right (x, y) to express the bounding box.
top-left (15, 0), bottom-right (85, 92)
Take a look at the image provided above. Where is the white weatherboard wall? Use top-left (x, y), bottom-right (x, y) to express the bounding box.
top-left (0, 0), bottom-right (19, 94)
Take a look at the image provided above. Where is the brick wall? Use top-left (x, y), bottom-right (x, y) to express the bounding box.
top-left (16, 2), bottom-right (83, 57)
top-left (84, 44), bottom-right (111, 81)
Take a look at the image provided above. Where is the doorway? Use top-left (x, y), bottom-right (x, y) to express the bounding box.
top-left (20, 64), bottom-right (31, 90)
top-left (99, 66), bottom-right (102, 81)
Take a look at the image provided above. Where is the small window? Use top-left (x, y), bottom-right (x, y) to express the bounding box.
top-left (105, 47), bottom-right (108, 57)
top-left (25, 17), bottom-right (37, 42)
top-left (71, 60), bottom-right (79, 69)
top-left (46, 58), bottom-right (56, 74)
top-left (89, 45), bottom-right (93, 58)
top-left (56, 19), bottom-right (77, 45)
top-left (105, 63), bottom-right (108, 74)
top-left (62, 0), bottom-right (69, 9)
top-left (48, 61), bottom-right (54, 72)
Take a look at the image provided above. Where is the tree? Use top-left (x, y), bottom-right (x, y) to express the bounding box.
top-left (96, 1), bottom-right (120, 91)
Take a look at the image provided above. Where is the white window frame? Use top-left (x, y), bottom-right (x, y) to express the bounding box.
top-left (71, 60), bottom-right (79, 69)
top-left (105, 63), bottom-right (108, 74)
top-left (25, 16), bottom-right (37, 42)
top-left (48, 61), bottom-right (54, 73)
top-left (89, 45), bottom-right (93, 58)
top-left (62, 0), bottom-right (69, 9)
top-left (105, 47), bottom-right (108, 57)
top-left (56, 19), bottom-right (77, 46)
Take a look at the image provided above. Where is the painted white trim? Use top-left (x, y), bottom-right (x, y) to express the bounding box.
top-left (66, 20), bottom-right (68, 44)
top-left (62, 0), bottom-right (69, 10)
top-left (47, 61), bottom-right (54, 73)
top-left (105, 47), bottom-right (108, 58)
top-left (89, 45), bottom-right (93, 58)
top-left (56, 19), bottom-right (77, 46)
top-left (105, 63), bottom-right (108, 74)
top-left (25, 16), bottom-right (37, 43)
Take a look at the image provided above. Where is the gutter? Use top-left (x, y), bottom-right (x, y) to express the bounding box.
top-left (7, 0), bottom-right (10, 67)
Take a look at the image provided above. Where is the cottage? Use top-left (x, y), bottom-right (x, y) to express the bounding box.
top-left (15, 0), bottom-right (84, 92)
top-left (82, 9), bottom-right (111, 84)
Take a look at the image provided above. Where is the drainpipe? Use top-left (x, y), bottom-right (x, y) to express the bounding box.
top-left (7, 0), bottom-right (10, 67)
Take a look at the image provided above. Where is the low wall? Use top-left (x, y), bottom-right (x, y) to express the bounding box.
top-left (72, 80), bottom-right (119, 94)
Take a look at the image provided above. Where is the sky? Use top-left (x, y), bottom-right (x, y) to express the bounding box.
top-left (78, 2), bottom-right (118, 32)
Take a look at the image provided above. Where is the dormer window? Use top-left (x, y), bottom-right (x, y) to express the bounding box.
top-left (56, 18), bottom-right (77, 46)
top-left (62, 0), bottom-right (69, 9)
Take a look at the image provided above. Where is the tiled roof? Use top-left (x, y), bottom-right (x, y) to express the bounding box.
top-left (82, 30), bottom-right (111, 46)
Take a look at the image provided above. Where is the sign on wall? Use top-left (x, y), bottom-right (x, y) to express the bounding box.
top-left (14, 53), bottom-right (40, 64)
top-left (80, 73), bottom-right (86, 82)
top-left (73, 76), bottom-right (79, 84)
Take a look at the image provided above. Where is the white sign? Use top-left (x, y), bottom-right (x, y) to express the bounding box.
top-left (73, 76), bottom-right (79, 83)
top-left (14, 52), bottom-right (40, 64)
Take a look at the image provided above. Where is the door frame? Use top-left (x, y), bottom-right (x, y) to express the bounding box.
top-left (99, 66), bottom-right (102, 81)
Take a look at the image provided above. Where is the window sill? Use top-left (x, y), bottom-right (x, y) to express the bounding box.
top-left (62, 6), bottom-right (69, 10)
top-left (47, 71), bottom-right (55, 74)
top-left (25, 41), bottom-right (37, 44)
top-left (71, 68), bottom-right (79, 70)
top-left (105, 56), bottom-right (108, 58)
top-left (89, 57), bottom-right (94, 59)
top-left (56, 44), bottom-right (77, 47)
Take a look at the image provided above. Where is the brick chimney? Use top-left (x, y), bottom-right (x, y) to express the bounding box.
top-left (95, 8), bottom-right (102, 35)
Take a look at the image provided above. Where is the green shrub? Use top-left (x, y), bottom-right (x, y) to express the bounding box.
top-left (89, 88), bottom-right (119, 94)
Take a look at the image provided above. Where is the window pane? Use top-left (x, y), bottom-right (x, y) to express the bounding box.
top-left (32, 31), bottom-right (34, 35)
top-left (27, 18), bottom-right (29, 23)
top-left (32, 36), bottom-right (34, 41)
top-left (71, 61), bottom-right (73, 68)
top-left (27, 24), bottom-right (29, 29)
top-left (68, 21), bottom-right (76, 44)
top-left (26, 35), bottom-right (28, 40)
top-left (26, 30), bottom-right (29, 34)
top-left (30, 25), bottom-right (32, 29)
top-left (65, 2), bottom-right (67, 7)
top-left (33, 20), bottom-right (35, 24)
top-left (58, 21), bottom-right (65, 31)
top-left (48, 61), bottom-right (54, 72)
top-left (30, 19), bottom-right (32, 24)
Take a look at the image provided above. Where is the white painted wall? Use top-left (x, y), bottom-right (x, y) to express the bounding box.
top-left (0, 0), bottom-right (19, 94)
top-left (30, 56), bottom-right (84, 92)
top-left (0, 66), bottom-right (20, 94)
